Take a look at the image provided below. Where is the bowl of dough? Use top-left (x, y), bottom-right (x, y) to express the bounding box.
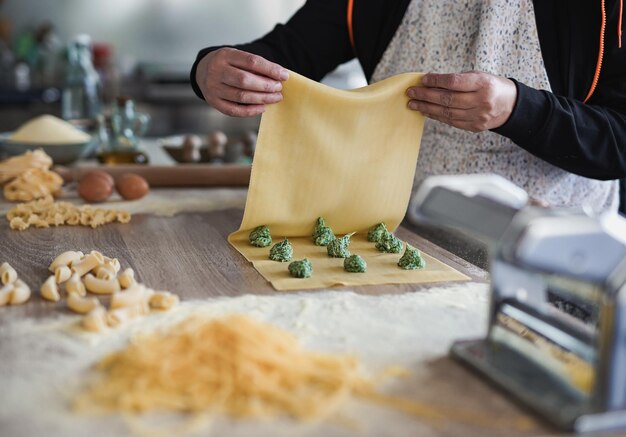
top-left (0, 115), bottom-right (96, 165)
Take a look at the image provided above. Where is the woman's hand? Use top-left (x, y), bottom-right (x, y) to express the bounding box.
top-left (406, 72), bottom-right (517, 132)
top-left (196, 48), bottom-right (290, 117)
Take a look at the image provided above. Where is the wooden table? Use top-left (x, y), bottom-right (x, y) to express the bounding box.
top-left (0, 207), bottom-right (487, 317)
top-left (0, 195), bottom-right (559, 436)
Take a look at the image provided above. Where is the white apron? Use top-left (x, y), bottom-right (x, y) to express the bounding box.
top-left (371, 0), bottom-right (619, 213)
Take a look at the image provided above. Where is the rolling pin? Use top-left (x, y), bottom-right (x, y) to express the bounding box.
top-left (54, 164), bottom-right (251, 187)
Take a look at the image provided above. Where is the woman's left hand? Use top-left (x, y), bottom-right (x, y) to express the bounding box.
top-left (406, 71), bottom-right (517, 132)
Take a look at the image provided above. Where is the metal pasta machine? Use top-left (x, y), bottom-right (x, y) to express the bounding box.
top-left (409, 174), bottom-right (626, 434)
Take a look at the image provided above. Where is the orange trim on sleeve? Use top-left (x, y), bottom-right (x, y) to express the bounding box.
top-left (347, 0), bottom-right (355, 51)
top-left (584, 0), bottom-right (606, 103)
top-left (619, 0), bottom-right (623, 48)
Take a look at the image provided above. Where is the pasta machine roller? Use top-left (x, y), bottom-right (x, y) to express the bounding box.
top-left (409, 174), bottom-right (626, 434)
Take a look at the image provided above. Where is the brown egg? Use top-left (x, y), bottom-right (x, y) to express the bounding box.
top-left (115, 173), bottom-right (149, 201)
top-left (78, 174), bottom-right (113, 203)
top-left (81, 169), bottom-right (114, 188)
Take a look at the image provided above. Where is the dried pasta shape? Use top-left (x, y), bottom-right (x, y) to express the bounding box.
top-left (0, 262), bottom-right (17, 285)
top-left (40, 275), bottom-right (60, 302)
top-left (83, 274), bottom-right (120, 295)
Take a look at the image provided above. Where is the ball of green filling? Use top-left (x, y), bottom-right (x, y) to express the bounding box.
top-left (367, 222), bottom-right (388, 242)
top-left (269, 239), bottom-right (293, 262)
top-left (375, 230), bottom-right (404, 253)
top-left (327, 232), bottom-right (355, 258)
top-left (344, 254), bottom-right (366, 273)
top-left (398, 244), bottom-right (426, 270)
top-left (288, 258), bottom-right (313, 278)
top-left (312, 217), bottom-right (335, 246)
top-left (249, 225), bottom-right (272, 247)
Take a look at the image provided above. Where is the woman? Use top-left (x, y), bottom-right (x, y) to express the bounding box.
top-left (191, 0), bottom-right (626, 213)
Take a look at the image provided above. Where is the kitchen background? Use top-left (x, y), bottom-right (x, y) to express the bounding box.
top-left (0, 0), bottom-right (366, 135)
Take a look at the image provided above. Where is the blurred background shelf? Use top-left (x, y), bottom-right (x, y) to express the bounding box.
top-left (0, 0), bottom-right (366, 136)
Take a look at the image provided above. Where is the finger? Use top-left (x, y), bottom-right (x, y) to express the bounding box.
top-left (421, 72), bottom-right (484, 92)
top-left (229, 49), bottom-right (289, 81)
top-left (217, 84), bottom-right (283, 105)
top-left (408, 100), bottom-right (474, 121)
top-left (222, 65), bottom-right (284, 93)
top-left (426, 114), bottom-right (486, 133)
top-left (211, 98), bottom-right (267, 118)
top-left (406, 87), bottom-right (477, 109)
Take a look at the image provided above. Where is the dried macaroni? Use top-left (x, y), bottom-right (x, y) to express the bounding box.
top-left (60, 250), bottom-right (179, 330)
top-left (40, 275), bottom-right (60, 302)
top-left (3, 250), bottom-right (179, 331)
top-left (0, 264), bottom-right (30, 306)
top-left (67, 293), bottom-right (101, 315)
top-left (0, 262), bottom-right (18, 285)
top-left (10, 279), bottom-right (31, 305)
top-left (7, 196), bottom-right (131, 231)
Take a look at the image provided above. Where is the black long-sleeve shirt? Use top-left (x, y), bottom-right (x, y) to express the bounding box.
top-left (191, 0), bottom-right (626, 182)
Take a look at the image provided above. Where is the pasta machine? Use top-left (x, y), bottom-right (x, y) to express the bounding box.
top-left (409, 174), bottom-right (626, 434)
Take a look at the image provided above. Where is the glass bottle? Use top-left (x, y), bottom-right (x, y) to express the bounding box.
top-left (62, 35), bottom-right (101, 121)
top-left (97, 96), bottom-right (150, 165)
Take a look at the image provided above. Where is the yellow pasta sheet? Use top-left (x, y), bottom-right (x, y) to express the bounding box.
top-left (229, 71), bottom-right (469, 290)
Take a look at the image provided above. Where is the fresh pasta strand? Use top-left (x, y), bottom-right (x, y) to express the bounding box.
top-left (0, 149), bottom-right (52, 184)
top-left (4, 168), bottom-right (63, 202)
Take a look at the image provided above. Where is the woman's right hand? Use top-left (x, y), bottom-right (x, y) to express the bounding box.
top-left (195, 47), bottom-right (290, 117)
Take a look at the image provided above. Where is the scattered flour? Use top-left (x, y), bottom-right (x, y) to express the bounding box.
top-left (0, 284), bottom-right (523, 437)
top-left (103, 188), bottom-right (248, 216)
top-left (0, 188), bottom-right (248, 218)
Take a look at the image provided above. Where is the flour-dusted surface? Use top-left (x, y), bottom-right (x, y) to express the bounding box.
top-left (102, 188), bottom-right (248, 216)
top-left (0, 188), bottom-right (248, 218)
top-left (0, 284), bottom-right (548, 437)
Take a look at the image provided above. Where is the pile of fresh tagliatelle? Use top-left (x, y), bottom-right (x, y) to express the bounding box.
top-left (76, 314), bottom-right (386, 420)
top-left (74, 314), bottom-right (536, 434)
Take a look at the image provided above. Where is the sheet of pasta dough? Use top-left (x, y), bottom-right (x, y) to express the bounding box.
top-left (229, 71), bottom-right (469, 290)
